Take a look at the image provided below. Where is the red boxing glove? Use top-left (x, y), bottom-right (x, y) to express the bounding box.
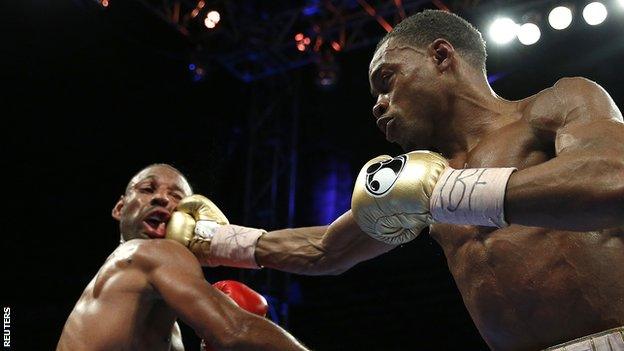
top-left (213, 280), bottom-right (268, 317)
top-left (201, 280), bottom-right (269, 351)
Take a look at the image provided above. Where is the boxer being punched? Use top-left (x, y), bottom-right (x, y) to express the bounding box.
top-left (56, 164), bottom-right (308, 351)
top-left (169, 10), bottom-right (624, 351)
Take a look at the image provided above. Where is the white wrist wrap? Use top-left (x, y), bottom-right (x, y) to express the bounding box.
top-left (194, 220), bottom-right (222, 239)
top-left (195, 222), bottom-right (265, 269)
top-left (429, 167), bottom-right (516, 228)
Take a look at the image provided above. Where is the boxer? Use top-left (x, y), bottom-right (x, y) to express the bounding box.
top-left (56, 164), bottom-right (308, 351)
top-left (165, 10), bottom-right (624, 351)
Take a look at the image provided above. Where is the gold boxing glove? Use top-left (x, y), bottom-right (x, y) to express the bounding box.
top-left (351, 151), bottom-right (448, 245)
top-left (166, 195), bottom-right (229, 264)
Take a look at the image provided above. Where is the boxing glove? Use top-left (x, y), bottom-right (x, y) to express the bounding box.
top-left (351, 151), bottom-right (448, 245)
top-left (352, 150), bottom-right (516, 245)
top-left (165, 194), bottom-right (229, 264)
top-left (166, 194), bottom-right (266, 269)
top-left (213, 280), bottom-right (268, 317)
top-left (200, 280), bottom-right (268, 351)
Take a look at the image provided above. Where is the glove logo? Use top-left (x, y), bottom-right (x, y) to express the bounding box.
top-left (364, 154), bottom-right (407, 197)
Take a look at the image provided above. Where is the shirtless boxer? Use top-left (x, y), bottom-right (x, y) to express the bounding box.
top-left (166, 10), bottom-right (624, 351)
top-left (56, 164), bottom-right (308, 351)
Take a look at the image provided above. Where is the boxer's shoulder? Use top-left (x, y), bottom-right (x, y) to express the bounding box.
top-left (111, 239), bottom-right (198, 271)
top-left (552, 76), bottom-right (601, 95)
top-left (551, 76), bottom-right (609, 113)
top-left (94, 240), bottom-right (200, 296)
top-left (520, 76), bottom-right (604, 132)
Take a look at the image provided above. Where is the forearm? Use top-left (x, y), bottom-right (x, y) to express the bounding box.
top-left (214, 314), bottom-right (309, 351)
top-left (255, 226), bottom-right (339, 275)
top-left (181, 288), bottom-right (307, 351)
top-left (505, 150), bottom-right (624, 230)
top-left (255, 211), bottom-right (394, 275)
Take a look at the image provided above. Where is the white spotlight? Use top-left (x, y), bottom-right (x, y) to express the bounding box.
top-left (488, 17), bottom-right (519, 45)
top-left (619, 0), bottom-right (624, 8)
top-left (518, 23), bottom-right (541, 45)
top-left (207, 10), bottom-right (220, 23)
top-left (204, 10), bottom-right (220, 29)
top-left (548, 6), bottom-right (573, 30)
top-left (583, 2), bottom-right (607, 25)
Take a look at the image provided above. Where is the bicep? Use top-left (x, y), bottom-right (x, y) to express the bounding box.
top-left (553, 77), bottom-right (624, 155)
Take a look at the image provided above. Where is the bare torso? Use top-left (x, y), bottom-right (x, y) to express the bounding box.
top-left (57, 241), bottom-right (184, 351)
top-left (430, 89), bottom-right (624, 350)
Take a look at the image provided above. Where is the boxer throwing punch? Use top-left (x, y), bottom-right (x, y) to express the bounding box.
top-left (353, 9), bottom-right (624, 351)
top-left (166, 10), bottom-right (624, 351)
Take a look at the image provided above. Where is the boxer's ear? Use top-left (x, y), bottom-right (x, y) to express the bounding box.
top-left (430, 38), bottom-right (454, 73)
top-left (112, 195), bottom-right (124, 221)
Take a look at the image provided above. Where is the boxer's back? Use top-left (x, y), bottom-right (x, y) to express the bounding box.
top-left (57, 240), bottom-right (178, 351)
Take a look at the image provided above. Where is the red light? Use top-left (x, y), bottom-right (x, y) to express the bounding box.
top-left (101, 0), bottom-right (109, 7)
top-left (295, 33), bottom-right (304, 41)
top-left (303, 37), bottom-right (311, 45)
top-left (331, 41), bottom-right (341, 52)
top-left (297, 44), bottom-right (306, 51)
top-left (314, 37), bottom-right (323, 52)
top-left (191, 9), bottom-right (199, 18)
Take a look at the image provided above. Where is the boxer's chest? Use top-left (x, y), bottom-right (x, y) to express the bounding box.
top-left (430, 117), bottom-right (553, 245)
top-left (464, 118), bottom-right (553, 170)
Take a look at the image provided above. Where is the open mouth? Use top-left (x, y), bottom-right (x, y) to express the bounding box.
top-left (142, 209), bottom-right (171, 238)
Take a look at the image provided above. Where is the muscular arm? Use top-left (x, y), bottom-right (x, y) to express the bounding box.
top-left (505, 77), bottom-right (624, 230)
top-left (255, 211), bottom-right (395, 275)
top-left (142, 240), bottom-right (309, 351)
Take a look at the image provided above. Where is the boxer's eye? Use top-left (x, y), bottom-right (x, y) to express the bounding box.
top-left (139, 187), bottom-right (154, 194)
top-left (381, 72), bottom-right (393, 90)
top-left (170, 192), bottom-right (183, 201)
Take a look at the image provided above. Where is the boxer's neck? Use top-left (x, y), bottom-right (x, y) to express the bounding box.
top-left (434, 72), bottom-right (519, 158)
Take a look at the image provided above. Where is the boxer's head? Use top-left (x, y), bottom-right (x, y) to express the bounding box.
top-left (369, 10), bottom-right (487, 151)
top-left (112, 164), bottom-right (193, 242)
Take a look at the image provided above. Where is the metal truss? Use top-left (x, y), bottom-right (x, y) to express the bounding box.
top-left (234, 73), bottom-right (303, 327)
top-left (119, 0), bottom-right (437, 81)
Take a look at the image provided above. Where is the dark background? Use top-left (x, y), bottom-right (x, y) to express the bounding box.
top-left (4, 0), bottom-right (624, 350)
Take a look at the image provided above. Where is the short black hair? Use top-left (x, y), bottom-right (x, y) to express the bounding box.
top-left (377, 9), bottom-right (487, 72)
